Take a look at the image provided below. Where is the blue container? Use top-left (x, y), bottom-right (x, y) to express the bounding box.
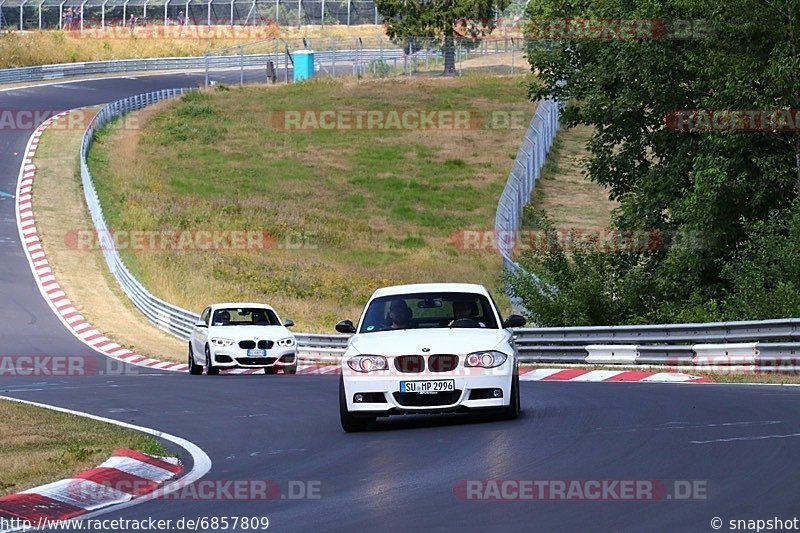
top-left (292, 50), bottom-right (315, 82)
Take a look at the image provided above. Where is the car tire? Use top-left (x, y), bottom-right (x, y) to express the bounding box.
top-left (339, 375), bottom-right (372, 432)
top-left (284, 364), bottom-right (297, 375)
top-left (188, 344), bottom-right (203, 375)
top-left (264, 366), bottom-right (278, 375)
top-left (205, 345), bottom-right (220, 376)
top-left (500, 372), bottom-right (520, 420)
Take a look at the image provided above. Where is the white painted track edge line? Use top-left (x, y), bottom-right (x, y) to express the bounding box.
top-left (0, 395), bottom-right (211, 533)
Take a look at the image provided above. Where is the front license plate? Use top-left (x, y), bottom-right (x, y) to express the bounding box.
top-left (247, 349), bottom-right (267, 357)
top-left (400, 380), bottom-right (455, 394)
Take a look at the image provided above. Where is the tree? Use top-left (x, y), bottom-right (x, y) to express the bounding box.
top-left (511, 0), bottom-right (800, 325)
top-left (375, 0), bottom-right (511, 75)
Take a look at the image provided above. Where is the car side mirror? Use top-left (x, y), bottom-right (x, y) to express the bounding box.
top-left (502, 315), bottom-right (527, 328)
top-left (195, 322), bottom-right (207, 328)
top-left (335, 320), bottom-right (357, 334)
top-left (283, 319), bottom-right (295, 327)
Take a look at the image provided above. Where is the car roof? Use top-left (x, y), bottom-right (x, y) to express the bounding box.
top-left (370, 283), bottom-right (491, 299)
top-left (210, 303), bottom-right (277, 312)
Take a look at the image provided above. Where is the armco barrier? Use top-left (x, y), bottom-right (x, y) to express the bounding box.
top-left (79, 89), bottom-right (349, 358)
top-left (0, 50), bottom-right (403, 85)
top-left (491, 86), bottom-right (800, 370)
top-left (77, 89), bottom-right (800, 370)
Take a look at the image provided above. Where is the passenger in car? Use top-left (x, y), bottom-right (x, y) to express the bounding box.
top-left (387, 300), bottom-right (413, 329)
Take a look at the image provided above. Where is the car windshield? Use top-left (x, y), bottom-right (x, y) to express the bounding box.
top-left (211, 308), bottom-right (280, 326)
top-left (358, 292), bottom-right (499, 333)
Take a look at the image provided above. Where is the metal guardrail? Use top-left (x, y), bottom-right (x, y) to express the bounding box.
top-left (79, 91), bottom-right (800, 370)
top-left (0, 49), bottom-right (402, 85)
top-left (494, 93), bottom-right (800, 368)
top-left (79, 89), bottom-right (350, 357)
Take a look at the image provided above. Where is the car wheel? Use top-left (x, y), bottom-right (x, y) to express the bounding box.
top-left (264, 366), bottom-right (278, 375)
top-left (205, 345), bottom-right (220, 376)
top-left (339, 375), bottom-right (372, 432)
top-left (188, 344), bottom-right (203, 375)
top-left (500, 373), bottom-right (520, 420)
top-left (284, 364), bottom-right (297, 375)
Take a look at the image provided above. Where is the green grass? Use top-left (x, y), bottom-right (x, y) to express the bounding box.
top-left (88, 76), bottom-right (536, 330)
top-left (0, 400), bottom-right (171, 495)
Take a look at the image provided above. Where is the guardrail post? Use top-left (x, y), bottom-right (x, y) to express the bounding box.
top-left (204, 53), bottom-right (209, 88)
top-left (239, 45), bottom-right (244, 86)
top-left (510, 37), bottom-right (515, 75)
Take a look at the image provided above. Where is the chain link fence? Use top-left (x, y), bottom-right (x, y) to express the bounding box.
top-left (200, 34), bottom-right (531, 85)
top-left (0, 0), bottom-right (382, 29)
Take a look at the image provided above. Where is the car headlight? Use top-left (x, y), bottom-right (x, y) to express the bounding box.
top-left (464, 350), bottom-right (508, 368)
top-left (346, 355), bottom-right (389, 373)
top-left (277, 337), bottom-right (296, 347)
top-left (211, 338), bottom-right (236, 347)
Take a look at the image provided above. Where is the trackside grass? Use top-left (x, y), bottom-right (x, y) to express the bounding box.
top-left (524, 124), bottom-right (616, 230)
top-left (0, 25), bottom-right (387, 70)
top-left (88, 76), bottom-right (536, 330)
top-left (0, 400), bottom-right (168, 495)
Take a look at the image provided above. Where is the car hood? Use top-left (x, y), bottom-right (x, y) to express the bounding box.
top-left (207, 325), bottom-right (293, 341)
top-left (348, 328), bottom-right (511, 356)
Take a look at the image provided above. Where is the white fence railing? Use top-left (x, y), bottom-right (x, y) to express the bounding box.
top-left (494, 96), bottom-right (562, 279)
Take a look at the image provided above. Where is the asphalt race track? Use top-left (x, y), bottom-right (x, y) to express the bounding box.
top-left (2, 74), bottom-right (800, 532)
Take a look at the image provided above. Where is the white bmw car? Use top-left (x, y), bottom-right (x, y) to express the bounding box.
top-left (336, 283), bottom-right (527, 431)
top-left (188, 303), bottom-right (298, 375)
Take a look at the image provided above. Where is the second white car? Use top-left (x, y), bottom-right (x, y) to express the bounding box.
top-left (188, 303), bottom-right (298, 375)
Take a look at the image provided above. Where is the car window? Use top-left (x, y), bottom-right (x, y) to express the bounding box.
top-left (201, 307), bottom-right (211, 326)
top-left (211, 308), bottom-right (281, 326)
top-left (358, 292), bottom-right (499, 333)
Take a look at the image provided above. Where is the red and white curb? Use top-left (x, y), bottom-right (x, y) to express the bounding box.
top-left (291, 366), bottom-right (710, 382)
top-left (15, 113), bottom-right (296, 376)
top-left (0, 449), bottom-right (182, 527)
top-left (17, 113), bottom-right (187, 372)
top-left (518, 368), bottom-right (710, 383)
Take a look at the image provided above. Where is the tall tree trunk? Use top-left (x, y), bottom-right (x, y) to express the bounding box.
top-left (788, 0), bottom-right (800, 199)
top-left (443, 32), bottom-right (456, 76)
top-left (795, 134), bottom-right (800, 200)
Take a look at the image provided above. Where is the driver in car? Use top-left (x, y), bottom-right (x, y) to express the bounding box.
top-left (449, 300), bottom-right (486, 327)
top-left (214, 310), bottom-right (231, 326)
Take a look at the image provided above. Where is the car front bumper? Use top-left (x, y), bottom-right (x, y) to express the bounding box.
top-left (342, 367), bottom-right (513, 415)
top-left (210, 347), bottom-right (297, 369)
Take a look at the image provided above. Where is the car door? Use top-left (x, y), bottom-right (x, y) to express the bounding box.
top-left (193, 307), bottom-right (211, 357)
